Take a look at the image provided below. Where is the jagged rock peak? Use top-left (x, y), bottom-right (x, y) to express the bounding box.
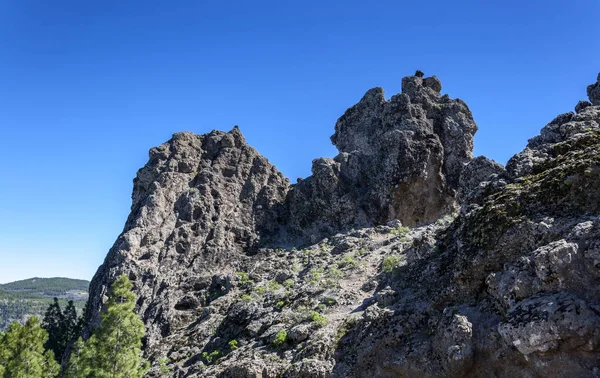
top-left (86, 126), bottom-right (290, 348)
top-left (401, 71), bottom-right (443, 95)
top-left (507, 75), bottom-right (600, 179)
top-left (288, 72), bottom-right (477, 240)
top-left (88, 71), bottom-right (480, 373)
top-left (587, 72), bottom-right (600, 105)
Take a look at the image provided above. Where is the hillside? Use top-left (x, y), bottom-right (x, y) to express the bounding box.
top-left (0, 277), bottom-right (89, 331)
top-left (86, 72), bottom-right (600, 377)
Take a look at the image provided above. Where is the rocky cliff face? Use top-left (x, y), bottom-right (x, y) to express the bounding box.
top-left (87, 128), bottom-right (289, 349)
top-left (87, 72), bottom-right (600, 377)
top-left (286, 73), bottom-right (476, 240)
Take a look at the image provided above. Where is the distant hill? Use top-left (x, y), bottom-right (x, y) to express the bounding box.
top-left (0, 277), bottom-right (89, 331)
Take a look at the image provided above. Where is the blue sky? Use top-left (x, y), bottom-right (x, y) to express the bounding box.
top-left (0, 1), bottom-right (598, 283)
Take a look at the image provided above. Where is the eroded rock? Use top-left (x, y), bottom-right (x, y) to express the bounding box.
top-left (498, 293), bottom-right (600, 355)
top-left (85, 73), bottom-right (600, 378)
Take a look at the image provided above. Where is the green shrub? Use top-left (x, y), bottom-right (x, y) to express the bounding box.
top-left (228, 339), bottom-right (238, 350)
top-left (236, 271), bottom-right (250, 285)
top-left (283, 278), bottom-right (295, 289)
top-left (310, 311), bottom-right (328, 327)
top-left (382, 255), bottom-right (401, 273)
top-left (391, 226), bottom-right (410, 236)
top-left (339, 255), bottom-right (358, 268)
top-left (268, 280), bottom-right (281, 291)
top-left (321, 297), bottom-right (337, 306)
top-left (327, 266), bottom-right (344, 280)
top-left (272, 329), bottom-right (287, 347)
top-left (201, 350), bottom-right (221, 364)
top-left (308, 268), bottom-right (323, 285)
top-left (255, 286), bottom-right (266, 295)
top-left (158, 357), bottom-right (171, 375)
top-left (240, 294), bottom-right (252, 302)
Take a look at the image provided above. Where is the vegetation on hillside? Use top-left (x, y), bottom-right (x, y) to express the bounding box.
top-left (0, 275), bottom-right (147, 378)
top-left (0, 278), bottom-right (89, 331)
top-left (0, 277), bottom-right (89, 296)
top-left (42, 298), bottom-right (85, 363)
top-left (0, 316), bottom-right (60, 378)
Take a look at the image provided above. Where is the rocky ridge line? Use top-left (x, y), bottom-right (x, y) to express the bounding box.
top-left (86, 72), bottom-right (600, 377)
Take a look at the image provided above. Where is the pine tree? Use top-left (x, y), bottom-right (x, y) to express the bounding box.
top-left (42, 298), bottom-right (66, 362)
top-left (63, 337), bottom-right (87, 378)
top-left (0, 317), bottom-right (60, 378)
top-left (42, 296), bottom-right (86, 366)
top-left (63, 300), bottom-right (82, 349)
top-left (0, 331), bottom-right (5, 377)
top-left (65, 274), bottom-right (148, 378)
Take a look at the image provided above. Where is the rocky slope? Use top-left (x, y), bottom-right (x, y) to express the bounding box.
top-left (87, 72), bottom-right (600, 377)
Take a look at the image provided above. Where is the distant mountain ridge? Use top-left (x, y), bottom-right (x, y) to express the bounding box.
top-left (0, 277), bottom-right (89, 331)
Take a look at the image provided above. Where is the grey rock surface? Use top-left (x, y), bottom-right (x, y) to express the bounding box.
top-left (588, 73), bottom-right (600, 105)
top-left (86, 128), bottom-right (290, 350)
top-left (286, 72), bottom-right (476, 240)
top-left (457, 156), bottom-right (505, 202)
top-left (85, 72), bottom-right (600, 377)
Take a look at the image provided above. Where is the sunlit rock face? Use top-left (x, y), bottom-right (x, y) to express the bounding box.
top-left (86, 72), bottom-right (600, 378)
top-left (286, 72), bottom-right (477, 240)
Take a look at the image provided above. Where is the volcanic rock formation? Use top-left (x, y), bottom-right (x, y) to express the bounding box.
top-left (87, 72), bottom-right (600, 377)
top-left (285, 74), bottom-right (477, 240)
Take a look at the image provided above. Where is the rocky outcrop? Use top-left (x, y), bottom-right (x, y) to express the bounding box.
top-left (588, 73), bottom-right (600, 105)
top-left (86, 72), bottom-right (600, 378)
top-left (86, 128), bottom-right (289, 349)
top-left (286, 72), bottom-right (477, 240)
top-left (87, 72), bottom-right (476, 351)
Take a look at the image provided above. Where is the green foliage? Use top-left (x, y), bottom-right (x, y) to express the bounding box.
top-left (158, 357), bottom-right (171, 375)
top-left (334, 324), bottom-right (348, 346)
top-left (272, 329), bottom-right (287, 347)
top-left (235, 271), bottom-right (250, 286)
top-left (283, 279), bottom-right (295, 289)
top-left (309, 311), bottom-right (328, 327)
top-left (65, 274), bottom-right (149, 378)
top-left (201, 350), bottom-right (221, 364)
top-left (268, 280), bottom-right (281, 291)
top-left (0, 278), bottom-right (88, 332)
top-left (62, 337), bottom-right (85, 378)
top-left (41, 298), bottom-right (64, 361)
top-left (436, 214), bottom-right (457, 226)
top-left (275, 301), bottom-right (286, 310)
top-left (228, 339), bottom-right (238, 350)
top-left (255, 286), bottom-right (266, 295)
top-left (319, 243), bottom-right (332, 254)
top-left (240, 294), bottom-right (253, 302)
top-left (321, 297), bottom-right (337, 307)
top-left (339, 255), bottom-right (359, 269)
top-left (382, 255), bottom-right (401, 273)
top-left (307, 268), bottom-right (324, 285)
top-left (42, 298), bottom-right (83, 363)
top-left (391, 225), bottom-right (410, 236)
top-left (0, 278), bottom-right (89, 296)
top-left (0, 316), bottom-right (60, 378)
top-left (327, 267), bottom-right (344, 280)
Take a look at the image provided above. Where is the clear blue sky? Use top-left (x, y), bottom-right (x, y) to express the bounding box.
top-left (0, 1), bottom-right (598, 283)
